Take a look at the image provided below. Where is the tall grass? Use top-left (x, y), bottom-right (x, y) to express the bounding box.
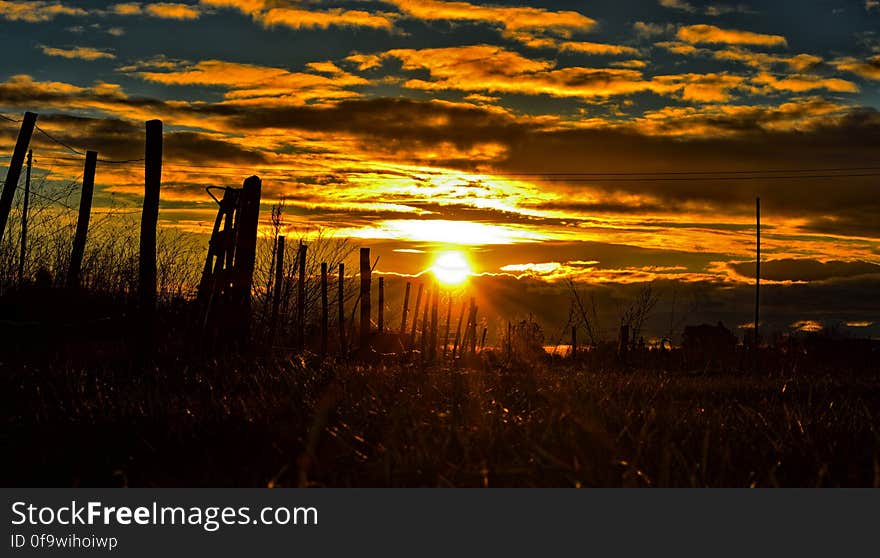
top-left (4, 353), bottom-right (878, 487)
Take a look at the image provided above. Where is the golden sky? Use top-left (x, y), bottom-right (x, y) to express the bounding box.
top-left (1, 0), bottom-right (879, 334)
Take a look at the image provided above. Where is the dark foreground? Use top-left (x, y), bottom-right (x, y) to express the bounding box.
top-left (3, 354), bottom-right (879, 487)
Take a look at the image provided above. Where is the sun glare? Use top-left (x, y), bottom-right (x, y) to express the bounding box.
top-left (431, 251), bottom-right (472, 285)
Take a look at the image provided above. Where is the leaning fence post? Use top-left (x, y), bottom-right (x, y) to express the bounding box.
top-left (359, 247), bottom-right (371, 347)
top-left (17, 149), bottom-right (32, 283)
top-left (470, 305), bottom-right (479, 355)
top-left (400, 282), bottom-right (411, 334)
top-left (460, 298), bottom-right (475, 355)
top-left (452, 300), bottom-right (466, 360)
top-left (0, 111), bottom-right (37, 246)
top-left (420, 285), bottom-right (431, 362)
top-left (139, 119), bottom-right (162, 351)
top-left (378, 276), bottom-right (385, 334)
top-left (321, 262), bottom-right (328, 356)
top-left (269, 235), bottom-right (285, 343)
top-left (429, 285), bottom-right (439, 363)
top-left (66, 150), bottom-right (97, 289)
top-left (338, 263), bottom-right (346, 355)
top-left (408, 283), bottom-right (423, 351)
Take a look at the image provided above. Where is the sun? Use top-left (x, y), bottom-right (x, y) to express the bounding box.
top-left (431, 251), bottom-right (472, 286)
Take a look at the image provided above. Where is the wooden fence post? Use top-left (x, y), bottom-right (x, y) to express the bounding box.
top-left (420, 285), bottom-right (431, 361)
top-left (338, 263), bottom-right (346, 355)
top-left (400, 282), bottom-right (411, 334)
top-left (571, 325), bottom-right (577, 360)
top-left (618, 324), bottom-right (630, 363)
top-left (460, 298), bottom-right (475, 355)
top-left (408, 283), bottom-right (423, 351)
top-left (17, 149), bottom-right (32, 283)
top-left (378, 276), bottom-right (385, 333)
top-left (470, 305), bottom-right (479, 355)
top-left (0, 111), bottom-right (37, 246)
top-left (233, 176), bottom-right (262, 313)
top-left (270, 235), bottom-right (285, 343)
top-left (359, 247), bottom-right (371, 347)
top-left (452, 300), bottom-right (466, 359)
top-left (442, 294), bottom-right (452, 359)
top-left (66, 150), bottom-right (97, 288)
top-left (139, 119), bottom-right (162, 352)
top-left (321, 262), bottom-right (328, 355)
top-left (429, 285), bottom-right (439, 363)
top-left (297, 243), bottom-right (307, 351)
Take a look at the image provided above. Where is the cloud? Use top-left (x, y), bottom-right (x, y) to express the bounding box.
top-left (791, 319), bottom-right (823, 332)
top-left (729, 259), bottom-right (880, 282)
top-left (199, 0), bottom-right (395, 29)
top-left (659, 0), bottom-right (754, 16)
top-left (634, 21), bottom-right (674, 38)
top-left (345, 53), bottom-right (383, 71)
top-left (0, 0), bottom-right (85, 22)
top-left (751, 72), bottom-right (859, 94)
top-left (109, 2), bottom-right (142, 15)
top-left (110, 2), bottom-right (199, 19)
top-left (559, 42), bottom-right (640, 56)
top-left (130, 58), bottom-right (367, 104)
top-left (659, 0), bottom-right (697, 13)
top-left (145, 2), bottom-right (200, 19)
top-left (677, 24), bottom-right (787, 47)
top-left (713, 48), bottom-right (823, 71)
top-left (833, 55), bottom-right (880, 80)
top-left (39, 45), bottom-right (116, 60)
top-left (382, 44), bottom-right (746, 102)
top-left (384, 0), bottom-right (596, 48)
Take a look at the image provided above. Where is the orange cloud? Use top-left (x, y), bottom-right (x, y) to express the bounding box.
top-left (560, 41), bottom-right (640, 56)
top-left (714, 48), bottom-right (822, 71)
top-left (40, 45), bottom-right (115, 60)
top-left (345, 53), bottom-right (383, 71)
top-left (109, 2), bottom-right (142, 16)
top-left (199, 0), bottom-right (395, 29)
top-left (385, 0), bottom-right (595, 48)
top-left (0, 0), bottom-right (85, 22)
top-left (751, 72), bottom-right (858, 94)
top-left (145, 2), bottom-right (200, 19)
top-left (110, 2), bottom-right (200, 19)
top-left (634, 97), bottom-right (855, 136)
top-left (677, 24), bottom-right (787, 47)
top-left (834, 55), bottom-right (880, 80)
top-left (131, 58), bottom-right (367, 104)
top-left (384, 45), bottom-right (744, 102)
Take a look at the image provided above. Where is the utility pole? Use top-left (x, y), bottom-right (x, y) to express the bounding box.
top-left (755, 197), bottom-right (760, 349)
top-left (17, 149), bottom-right (32, 283)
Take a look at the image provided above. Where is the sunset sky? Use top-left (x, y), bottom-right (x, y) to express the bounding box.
top-left (1, 0), bottom-right (879, 337)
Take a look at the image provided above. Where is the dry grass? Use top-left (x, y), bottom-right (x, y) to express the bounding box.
top-left (4, 354), bottom-right (879, 487)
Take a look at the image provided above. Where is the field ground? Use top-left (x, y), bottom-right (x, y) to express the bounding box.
top-left (4, 354), bottom-right (879, 487)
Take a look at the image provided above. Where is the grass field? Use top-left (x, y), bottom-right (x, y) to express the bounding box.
top-left (4, 352), bottom-right (879, 487)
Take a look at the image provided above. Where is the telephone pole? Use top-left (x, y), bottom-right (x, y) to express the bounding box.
top-left (754, 196), bottom-right (760, 373)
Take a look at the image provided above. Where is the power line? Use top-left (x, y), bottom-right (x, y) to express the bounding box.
top-left (34, 125), bottom-right (85, 156)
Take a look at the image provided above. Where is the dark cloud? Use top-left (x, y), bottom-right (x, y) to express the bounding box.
top-left (730, 258), bottom-right (880, 282)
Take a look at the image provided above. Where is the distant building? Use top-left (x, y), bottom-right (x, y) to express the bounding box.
top-left (682, 322), bottom-right (737, 371)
